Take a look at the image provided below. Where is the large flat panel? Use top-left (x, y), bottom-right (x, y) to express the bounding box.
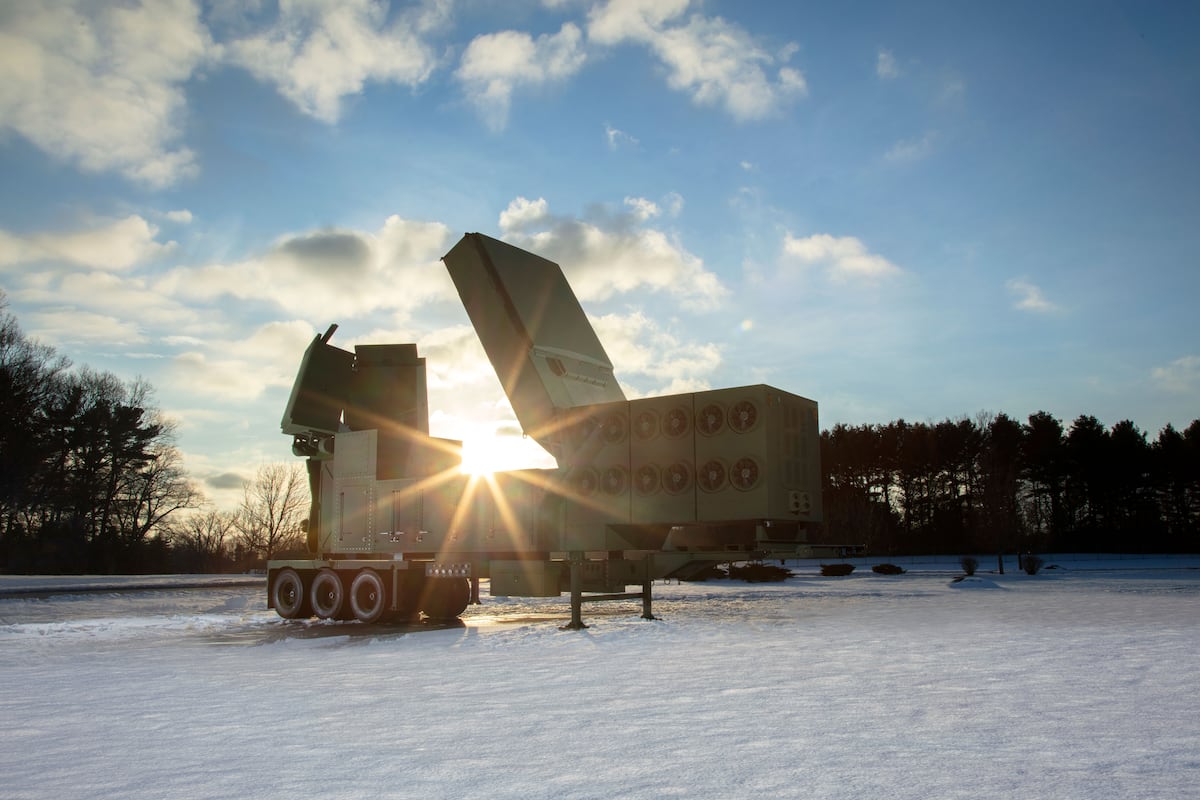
top-left (443, 233), bottom-right (625, 459)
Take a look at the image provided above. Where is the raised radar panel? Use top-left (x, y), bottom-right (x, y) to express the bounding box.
top-left (442, 233), bottom-right (626, 459)
top-left (281, 325), bottom-right (354, 437)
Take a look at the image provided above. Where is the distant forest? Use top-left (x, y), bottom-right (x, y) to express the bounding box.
top-left (0, 297), bottom-right (308, 574)
top-left (0, 297), bottom-right (200, 573)
top-left (820, 413), bottom-right (1200, 557)
top-left (2, 296), bottom-right (1197, 575)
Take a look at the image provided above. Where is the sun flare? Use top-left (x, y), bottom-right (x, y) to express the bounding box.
top-left (459, 432), bottom-right (557, 475)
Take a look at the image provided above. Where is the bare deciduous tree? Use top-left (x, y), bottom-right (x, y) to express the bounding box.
top-left (236, 463), bottom-right (307, 563)
top-left (170, 507), bottom-right (237, 572)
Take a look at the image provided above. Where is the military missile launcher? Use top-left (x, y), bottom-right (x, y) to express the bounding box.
top-left (267, 232), bottom-right (850, 627)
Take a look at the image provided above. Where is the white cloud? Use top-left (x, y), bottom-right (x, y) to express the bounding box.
top-left (605, 124), bottom-right (639, 149)
top-left (592, 310), bottom-right (721, 394)
top-left (456, 22), bottom-right (587, 131)
top-left (0, 216), bottom-right (175, 271)
top-left (157, 215), bottom-right (457, 319)
top-left (496, 196), bottom-right (726, 309)
top-left (587, 0), bottom-right (806, 121)
top-left (885, 130), bottom-right (938, 164)
top-left (168, 320), bottom-right (316, 401)
top-left (1151, 355), bottom-right (1200, 394)
top-left (498, 197), bottom-right (551, 233)
top-left (0, 0), bottom-right (211, 187)
top-left (624, 196), bottom-right (660, 221)
top-left (24, 308), bottom-right (147, 348)
top-left (877, 49), bottom-right (899, 79)
top-left (783, 233), bottom-right (903, 282)
top-left (53, 271), bottom-right (202, 328)
top-left (1006, 279), bottom-right (1059, 313)
top-left (587, 0), bottom-right (690, 44)
top-left (420, 325), bottom-right (503, 392)
top-left (165, 209), bottom-right (194, 224)
top-left (226, 0), bottom-right (440, 123)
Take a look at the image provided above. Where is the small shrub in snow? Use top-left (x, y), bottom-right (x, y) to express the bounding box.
top-left (872, 563), bottom-right (905, 575)
top-left (960, 557), bottom-right (979, 576)
top-left (681, 564), bottom-right (727, 582)
top-left (821, 564), bottom-right (855, 576)
top-left (1022, 555), bottom-right (1045, 575)
top-left (728, 563), bottom-right (793, 582)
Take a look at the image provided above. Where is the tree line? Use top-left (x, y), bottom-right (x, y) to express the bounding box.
top-left (4, 296), bottom-right (1197, 574)
top-left (819, 412), bottom-right (1200, 560)
top-left (0, 298), bottom-right (306, 574)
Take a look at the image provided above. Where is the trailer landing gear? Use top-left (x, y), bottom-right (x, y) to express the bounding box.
top-left (560, 553), bottom-right (658, 630)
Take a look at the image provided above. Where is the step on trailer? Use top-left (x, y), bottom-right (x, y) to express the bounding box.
top-left (268, 233), bottom-right (853, 628)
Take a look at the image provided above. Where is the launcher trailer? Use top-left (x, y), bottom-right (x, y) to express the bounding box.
top-left (267, 233), bottom-right (848, 627)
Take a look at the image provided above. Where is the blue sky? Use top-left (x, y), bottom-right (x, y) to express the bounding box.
top-left (2, 0), bottom-right (1197, 508)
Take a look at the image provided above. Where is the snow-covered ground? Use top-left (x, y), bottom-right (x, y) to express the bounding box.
top-left (2, 556), bottom-right (1198, 799)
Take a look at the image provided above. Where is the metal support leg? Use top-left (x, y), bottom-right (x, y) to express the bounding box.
top-left (641, 557), bottom-right (658, 621)
top-left (560, 551), bottom-right (588, 630)
top-left (470, 576), bottom-right (481, 605)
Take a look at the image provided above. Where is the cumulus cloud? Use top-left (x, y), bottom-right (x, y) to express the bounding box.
top-left (225, 0), bottom-right (441, 123)
top-left (420, 321), bottom-right (504, 391)
top-left (592, 310), bottom-right (721, 394)
top-left (783, 233), bottom-right (903, 283)
top-left (0, 216), bottom-right (175, 271)
top-left (23, 309), bottom-right (147, 348)
top-left (587, 0), bottom-right (806, 121)
top-left (46, 271), bottom-right (203, 330)
top-left (157, 215), bottom-right (458, 319)
top-left (0, 0), bottom-right (211, 188)
top-left (876, 49), bottom-right (899, 79)
top-left (168, 320), bottom-right (316, 401)
top-left (456, 22), bottom-right (587, 131)
top-left (0, 215), bottom-right (212, 349)
top-left (495, 196), bottom-right (726, 308)
top-left (1151, 355), bottom-right (1200, 394)
top-left (1006, 279), bottom-right (1059, 313)
top-left (624, 196), bottom-right (661, 221)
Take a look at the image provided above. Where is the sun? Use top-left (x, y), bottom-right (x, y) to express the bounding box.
top-left (459, 435), bottom-right (512, 475)
top-left (458, 432), bottom-right (558, 476)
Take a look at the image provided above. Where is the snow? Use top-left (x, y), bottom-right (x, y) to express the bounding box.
top-left (2, 557), bottom-right (1199, 799)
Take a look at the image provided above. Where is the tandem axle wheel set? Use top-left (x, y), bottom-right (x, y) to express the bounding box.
top-left (268, 554), bottom-right (659, 629)
top-left (269, 565), bottom-right (472, 624)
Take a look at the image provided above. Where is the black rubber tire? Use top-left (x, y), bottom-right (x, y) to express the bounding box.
top-left (421, 577), bottom-right (471, 621)
top-left (271, 569), bottom-right (310, 619)
top-left (310, 568), bottom-right (346, 620)
top-left (349, 569), bottom-right (387, 624)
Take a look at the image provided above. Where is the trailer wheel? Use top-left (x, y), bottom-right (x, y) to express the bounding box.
top-left (349, 569), bottom-right (387, 624)
top-left (271, 569), bottom-right (310, 619)
top-left (310, 568), bottom-right (346, 620)
top-left (421, 577), bottom-right (470, 621)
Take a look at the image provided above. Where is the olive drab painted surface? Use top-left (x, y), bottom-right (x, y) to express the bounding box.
top-left (267, 233), bottom-right (851, 623)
